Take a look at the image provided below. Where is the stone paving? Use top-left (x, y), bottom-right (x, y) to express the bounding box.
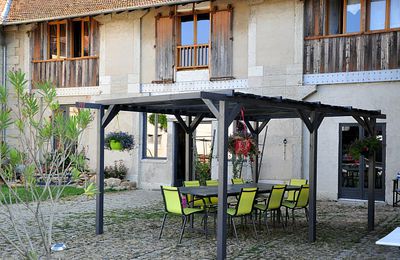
top-left (1, 190), bottom-right (400, 259)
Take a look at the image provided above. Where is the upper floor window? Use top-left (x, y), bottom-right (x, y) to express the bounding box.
top-left (72, 18), bottom-right (90, 57)
top-left (49, 21), bottom-right (67, 59)
top-left (177, 5), bottom-right (210, 69)
top-left (307, 0), bottom-right (400, 37)
top-left (48, 18), bottom-right (92, 60)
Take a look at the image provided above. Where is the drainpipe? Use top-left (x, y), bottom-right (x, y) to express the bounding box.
top-left (1, 26), bottom-right (6, 143)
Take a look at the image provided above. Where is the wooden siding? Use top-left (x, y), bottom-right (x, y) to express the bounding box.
top-left (32, 57), bottom-right (99, 88)
top-left (304, 31), bottom-right (400, 74)
top-left (210, 9), bottom-right (233, 79)
top-left (155, 16), bottom-right (175, 82)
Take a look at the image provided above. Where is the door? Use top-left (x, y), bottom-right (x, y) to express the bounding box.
top-left (338, 123), bottom-right (385, 201)
top-left (173, 122), bottom-right (186, 186)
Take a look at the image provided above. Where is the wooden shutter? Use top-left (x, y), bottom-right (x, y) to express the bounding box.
top-left (31, 23), bottom-right (48, 60)
top-left (155, 16), bottom-right (175, 82)
top-left (210, 9), bottom-right (233, 80)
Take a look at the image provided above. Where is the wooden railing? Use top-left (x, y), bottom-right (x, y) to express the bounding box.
top-left (32, 56), bottom-right (99, 88)
top-left (177, 44), bottom-right (209, 70)
top-left (304, 31), bottom-right (400, 74)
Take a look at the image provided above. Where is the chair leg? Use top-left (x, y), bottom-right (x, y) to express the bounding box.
top-left (291, 208), bottom-right (295, 229)
top-left (231, 217), bottom-right (238, 242)
top-left (251, 214), bottom-right (258, 239)
top-left (305, 208), bottom-right (309, 223)
top-left (264, 211), bottom-right (270, 234)
top-left (285, 207), bottom-right (288, 227)
top-left (179, 215), bottom-right (187, 244)
top-left (159, 213), bottom-right (167, 239)
top-left (279, 209), bottom-right (285, 230)
top-left (204, 212), bottom-right (208, 239)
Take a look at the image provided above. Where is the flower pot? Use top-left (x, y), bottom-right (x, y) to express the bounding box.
top-left (110, 140), bottom-right (122, 150)
top-left (234, 138), bottom-right (252, 157)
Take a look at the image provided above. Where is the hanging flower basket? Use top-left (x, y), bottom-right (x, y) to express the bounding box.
top-left (348, 136), bottom-right (381, 159)
top-left (228, 132), bottom-right (258, 158)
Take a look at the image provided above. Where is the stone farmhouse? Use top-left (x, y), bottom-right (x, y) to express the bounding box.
top-left (0, 0), bottom-right (398, 203)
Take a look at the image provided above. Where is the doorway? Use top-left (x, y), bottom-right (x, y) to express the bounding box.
top-left (338, 123), bottom-right (385, 201)
top-left (173, 122), bottom-right (186, 186)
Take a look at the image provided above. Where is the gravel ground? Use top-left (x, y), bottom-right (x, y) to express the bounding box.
top-left (1, 190), bottom-right (399, 259)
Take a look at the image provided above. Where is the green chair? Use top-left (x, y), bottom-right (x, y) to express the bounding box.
top-left (206, 180), bottom-right (218, 205)
top-left (183, 180), bottom-right (206, 208)
top-left (286, 179), bottom-right (307, 202)
top-left (231, 178), bottom-right (245, 184)
top-left (227, 187), bottom-right (258, 241)
top-left (282, 184), bottom-right (309, 227)
top-left (159, 186), bottom-right (207, 244)
top-left (254, 184), bottom-right (286, 233)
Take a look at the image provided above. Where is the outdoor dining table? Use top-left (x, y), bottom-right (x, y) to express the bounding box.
top-left (179, 183), bottom-right (300, 198)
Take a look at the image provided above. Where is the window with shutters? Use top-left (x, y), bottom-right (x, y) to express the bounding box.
top-left (154, 3), bottom-right (233, 82)
top-left (176, 11), bottom-right (210, 70)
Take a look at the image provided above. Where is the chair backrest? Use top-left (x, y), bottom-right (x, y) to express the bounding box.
top-left (183, 180), bottom-right (200, 187)
top-left (160, 186), bottom-right (183, 215)
top-left (295, 184), bottom-right (310, 208)
top-left (287, 179), bottom-right (308, 201)
top-left (266, 184), bottom-right (286, 210)
top-left (234, 187), bottom-right (258, 216)
top-left (206, 180), bottom-right (218, 186)
top-left (231, 178), bottom-right (245, 184)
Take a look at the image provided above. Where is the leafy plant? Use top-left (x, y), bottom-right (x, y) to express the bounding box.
top-left (195, 160), bottom-right (211, 186)
top-left (348, 136), bottom-right (381, 159)
top-left (0, 70), bottom-right (93, 259)
top-left (104, 160), bottom-right (128, 180)
top-left (149, 113), bottom-right (167, 132)
top-left (105, 131), bottom-right (134, 151)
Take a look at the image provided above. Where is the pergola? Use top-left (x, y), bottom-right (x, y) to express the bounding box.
top-left (77, 90), bottom-right (385, 260)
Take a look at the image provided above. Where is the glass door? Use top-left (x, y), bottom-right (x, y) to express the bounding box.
top-left (338, 124), bottom-right (385, 201)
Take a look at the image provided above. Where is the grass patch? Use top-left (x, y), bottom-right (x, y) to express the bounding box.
top-left (0, 185), bottom-right (85, 204)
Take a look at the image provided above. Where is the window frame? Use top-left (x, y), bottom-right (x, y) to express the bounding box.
top-left (71, 17), bottom-right (91, 58)
top-left (175, 5), bottom-right (211, 70)
top-left (142, 113), bottom-right (168, 159)
top-left (48, 20), bottom-right (68, 59)
top-left (309, 0), bottom-right (400, 39)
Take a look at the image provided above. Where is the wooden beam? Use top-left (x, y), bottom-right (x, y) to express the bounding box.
top-left (96, 106), bottom-right (105, 235)
top-left (202, 98), bottom-right (220, 118)
top-left (174, 113), bottom-right (190, 133)
top-left (102, 105), bottom-right (120, 128)
top-left (258, 119), bottom-right (270, 134)
top-left (188, 114), bottom-right (205, 134)
top-left (308, 112), bottom-right (318, 242)
top-left (227, 103), bottom-right (241, 125)
top-left (297, 109), bottom-right (313, 132)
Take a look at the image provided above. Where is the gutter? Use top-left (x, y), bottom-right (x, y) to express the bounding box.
top-left (1, 0), bottom-right (12, 24)
top-left (3, 0), bottom-right (205, 25)
top-left (0, 26), bottom-right (6, 142)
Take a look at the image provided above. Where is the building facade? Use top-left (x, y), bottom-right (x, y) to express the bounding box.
top-left (0, 0), bottom-right (398, 203)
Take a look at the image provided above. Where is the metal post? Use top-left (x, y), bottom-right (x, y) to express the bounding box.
top-left (308, 125), bottom-right (318, 242)
top-left (185, 116), bottom-right (194, 181)
top-left (217, 101), bottom-right (229, 260)
top-left (254, 122), bottom-right (259, 183)
top-left (367, 118), bottom-right (377, 231)
top-left (96, 106), bottom-right (105, 235)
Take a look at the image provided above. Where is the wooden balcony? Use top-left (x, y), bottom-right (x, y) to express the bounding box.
top-left (304, 31), bottom-right (400, 74)
top-left (177, 44), bottom-right (209, 70)
top-left (32, 56), bottom-right (99, 88)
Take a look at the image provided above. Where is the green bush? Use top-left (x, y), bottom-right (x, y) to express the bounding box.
top-left (104, 160), bottom-right (128, 180)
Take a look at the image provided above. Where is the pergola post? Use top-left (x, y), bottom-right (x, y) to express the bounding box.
top-left (186, 116), bottom-right (194, 180)
top-left (216, 100), bottom-right (229, 260)
top-left (96, 106), bottom-right (105, 235)
top-left (298, 110), bottom-right (324, 242)
top-left (353, 116), bottom-right (377, 231)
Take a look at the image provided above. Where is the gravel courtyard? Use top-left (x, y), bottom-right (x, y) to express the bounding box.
top-left (1, 189), bottom-right (399, 259)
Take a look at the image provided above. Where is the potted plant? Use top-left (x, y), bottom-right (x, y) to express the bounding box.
top-left (348, 136), bottom-right (381, 159)
top-left (105, 131), bottom-right (135, 151)
top-left (228, 132), bottom-right (259, 179)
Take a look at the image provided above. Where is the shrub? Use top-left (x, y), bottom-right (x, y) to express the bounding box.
top-left (104, 160), bottom-right (128, 180)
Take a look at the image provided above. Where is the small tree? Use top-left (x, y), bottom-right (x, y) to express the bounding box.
top-left (0, 71), bottom-right (95, 259)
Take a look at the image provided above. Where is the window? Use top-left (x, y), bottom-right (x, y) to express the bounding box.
top-left (369, 0), bottom-right (387, 30)
top-left (323, 0), bottom-right (400, 36)
top-left (391, 0), bottom-right (400, 28)
top-left (143, 113), bottom-right (168, 158)
top-left (346, 0), bottom-right (361, 33)
top-left (72, 19), bottom-right (90, 57)
top-left (48, 21), bottom-right (67, 59)
top-left (177, 4), bottom-right (210, 69)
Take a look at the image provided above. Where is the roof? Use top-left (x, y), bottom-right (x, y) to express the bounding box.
top-left (2, 0), bottom-right (202, 25)
top-left (77, 90), bottom-right (386, 122)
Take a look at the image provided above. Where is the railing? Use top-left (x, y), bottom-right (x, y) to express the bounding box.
top-left (32, 56), bottom-right (99, 88)
top-left (177, 44), bottom-right (209, 70)
top-left (304, 31), bottom-right (400, 74)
